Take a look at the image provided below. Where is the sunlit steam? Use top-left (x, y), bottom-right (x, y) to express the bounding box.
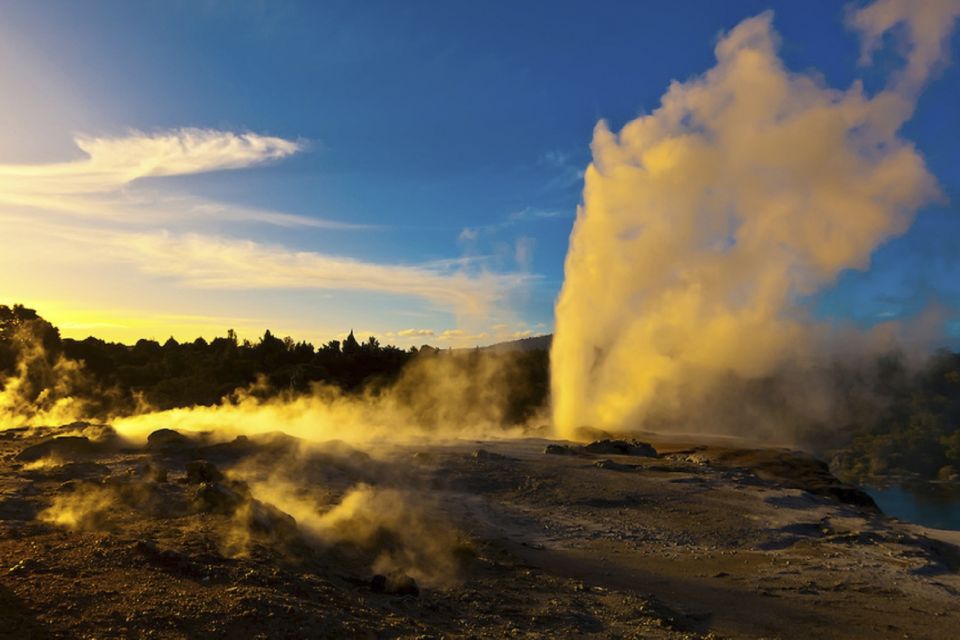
top-left (551, 5), bottom-right (958, 439)
top-left (110, 350), bottom-right (542, 444)
top-left (0, 321), bottom-right (101, 428)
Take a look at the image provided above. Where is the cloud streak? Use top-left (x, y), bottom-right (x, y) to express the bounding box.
top-left (113, 231), bottom-right (531, 316)
top-left (0, 127), bottom-right (534, 333)
top-left (0, 128), bottom-right (350, 228)
top-left (1, 128), bottom-right (299, 191)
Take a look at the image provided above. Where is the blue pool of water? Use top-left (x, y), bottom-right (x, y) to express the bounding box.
top-left (865, 483), bottom-right (960, 531)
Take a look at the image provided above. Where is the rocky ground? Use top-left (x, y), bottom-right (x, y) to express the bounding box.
top-left (1, 423), bottom-right (958, 639)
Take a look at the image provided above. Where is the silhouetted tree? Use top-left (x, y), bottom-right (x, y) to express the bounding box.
top-left (342, 330), bottom-right (360, 355)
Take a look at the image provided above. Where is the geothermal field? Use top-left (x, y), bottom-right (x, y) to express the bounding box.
top-left (2, 422), bottom-right (959, 639)
top-left (3, 0), bottom-right (960, 638)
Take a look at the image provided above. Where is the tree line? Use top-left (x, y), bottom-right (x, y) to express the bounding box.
top-left (0, 304), bottom-right (547, 426)
top-left (830, 349), bottom-right (960, 482)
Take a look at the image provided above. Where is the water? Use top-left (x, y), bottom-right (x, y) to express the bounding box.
top-left (865, 483), bottom-right (960, 531)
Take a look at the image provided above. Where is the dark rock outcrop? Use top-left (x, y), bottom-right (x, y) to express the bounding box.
top-left (370, 572), bottom-right (419, 596)
top-left (583, 440), bottom-right (658, 457)
top-left (146, 429), bottom-right (192, 451)
top-left (17, 436), bottom-right (106, 462)
top-left (185, 460), bottom-right (225, 484)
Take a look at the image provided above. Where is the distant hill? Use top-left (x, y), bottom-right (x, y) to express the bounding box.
top-left (481, 334), bottom-right (552, 353)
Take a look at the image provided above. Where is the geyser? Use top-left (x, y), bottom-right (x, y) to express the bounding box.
top-left (551, 2), bottom-right (959, 439)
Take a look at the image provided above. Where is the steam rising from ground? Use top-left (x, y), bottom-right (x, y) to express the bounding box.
top-left (39, 484), bottom-right (116, 530)
top-left (31, 435), bottom-right (470, 586)
top-left (243, 479), bottom-right (468, 586)
top-left (551, 3), bottom-right (959, 439)
top-left (0, 325), bottom-right (103, 428)
top-left (111, 350), bottom-right (541, 444)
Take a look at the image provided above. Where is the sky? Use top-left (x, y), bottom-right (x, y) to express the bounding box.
top-left (0, 0), bottom-right (957, 348)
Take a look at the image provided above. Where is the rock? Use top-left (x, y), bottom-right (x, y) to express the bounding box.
top-left (185, 460), bottom-right (224, 484)
top-left (195, 482), bottom-right (246, 514)
top-left (138, 461), bottom-right (168, 483)
top-left (544, 444), bottom-right (585, 456)
top-left (196, 435), bottom-right (258, 461)
top-left (242, 499), bottom-right (298, 539)
top-left (16, 436), bottom-right (100, 462)
top-left (371, 572), bottom-right (419, 596)
top-left (146, 428), bottom-right (192, 450)
top-left (583, 439), bottom-right (658, 457)
top-left (472, 449), bottom-right (508, 461)
top-left (696, 448), bottom-right (879, 510)
top-left (594, 459), bottom-right (635, 471)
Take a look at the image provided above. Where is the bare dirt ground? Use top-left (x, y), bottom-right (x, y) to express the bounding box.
top-left (1, 424), bottom-right (958, 639)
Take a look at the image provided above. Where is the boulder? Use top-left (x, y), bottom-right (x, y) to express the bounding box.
top-left (544, 444), bottom-right (585, 456)
top-left (16, 436), bottom-right (100, 462)
top-left (594, 459), bottom-right (635, 471)
top-left (583, 439), bottom-right (658, 457)
top-left (185, 460), bottom-right (224, 484)
top-left (371, 572), bottom-right (419, 596)
top-left (146, 429), bottom-right (192, 451)
top-left (242, 500), bottom-right (298, 539)
top-left (195, 482), bottom-right (246, 515)
top-left (472, 448), bottom-right (509, 461)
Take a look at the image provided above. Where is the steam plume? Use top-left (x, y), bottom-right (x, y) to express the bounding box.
top-left (111, 350), bottom-right (540, 444)
top-left (0, 323), bottom-right (99, 428)
top-left (551, 4), bottom-right (958, 438)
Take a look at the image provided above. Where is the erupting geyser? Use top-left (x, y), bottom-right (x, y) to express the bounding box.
top-left (551, 2), bottom-right (960, 439)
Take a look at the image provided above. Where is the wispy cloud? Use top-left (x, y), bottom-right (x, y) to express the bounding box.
top-left (0, 128), bottom-right (348, 227)
top-left (457, 206), bottom-right (569, 246)
top-left (539, 148), bottom-right (586, 192)
top-left (378, 323), bottom-right (542, 348)
top-left (2, 128), bottom-right (299, 189)
top-left (113, 231), bottom-right (531, 315)
top-left (396, 328), bottom-right (436, 337)
top-left (1, 127), bottom-right (536, 336)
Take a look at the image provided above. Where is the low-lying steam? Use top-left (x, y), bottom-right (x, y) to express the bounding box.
top-left (111, 350), bottom-right (542, 444)
top-left (551, 3), bottom-right (959, 439)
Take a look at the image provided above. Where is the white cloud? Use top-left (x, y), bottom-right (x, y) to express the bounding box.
top-left (514, 235), bottom-right (535, 270)
top-left (0, 127), bottom-right (536, 331)
top-left (2, 128), bottom-right (299, 190)
top-left (458, 227), bottom-right (479, 242)
top-left (0, 221), bottom-right (531, 319)
top-left (397, 328), bottom-right (436, 337)
top-left (0, 128), bottom-right (336, 227)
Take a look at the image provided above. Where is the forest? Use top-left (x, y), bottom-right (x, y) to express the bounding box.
top-left (0, 304), bottom-right (548, 428)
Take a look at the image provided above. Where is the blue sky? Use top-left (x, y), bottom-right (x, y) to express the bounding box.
top-left (0, 1), bottom-right (957, 346)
